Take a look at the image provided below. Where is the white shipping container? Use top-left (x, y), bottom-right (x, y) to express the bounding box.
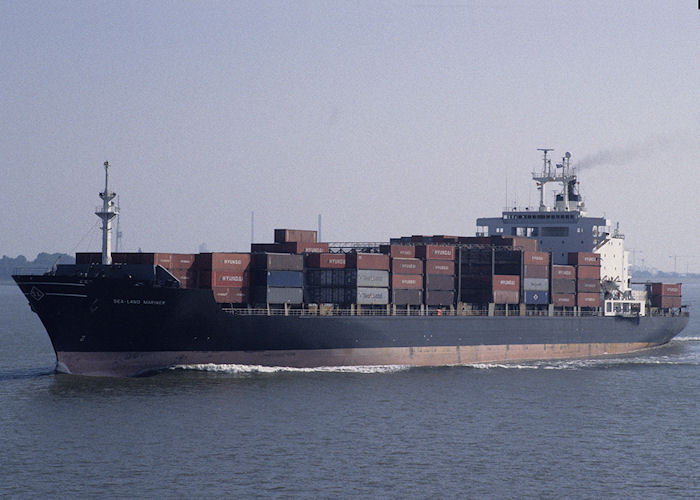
top-left (355, 270), bottom-right (390, 288)
top-left (356, 287), bottom-right (389, 305)
top-left (523, 278), bottom-right (549, 291)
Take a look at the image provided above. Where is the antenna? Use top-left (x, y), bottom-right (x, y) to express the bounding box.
top-left (537, 148), bottom-right (554, 174)
top-left (318, 214), bottom-right (322, 241)
top-left (251, 211), bottom-right (255, 245)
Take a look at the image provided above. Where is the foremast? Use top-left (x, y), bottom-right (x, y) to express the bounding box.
top-left (95, 161), bottom-right (119, 265)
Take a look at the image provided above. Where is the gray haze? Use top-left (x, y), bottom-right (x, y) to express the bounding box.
top-left (1, 1), bottom-right (699, 273)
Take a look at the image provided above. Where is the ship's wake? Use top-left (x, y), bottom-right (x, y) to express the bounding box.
top-left (171, 363), bottom-right (412, 375)
top-left (466, 353), bottom-right (699, 370)
top-left (538, 355), bottom-right (698, 369)
top-left (0, 367), bottom-right (55, 381)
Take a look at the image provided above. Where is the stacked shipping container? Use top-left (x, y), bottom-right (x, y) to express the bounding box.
top-left (551, 265), bottom-right (576, 307)
top-left (457, 247), bottom-right (521, 305)
top-left (305, 253), bottom-right (352, 304)
top-left (649, 283), bottom-right (682, 308)
top-left (304, 253), bottom-right (390, 305)
top-left (386, 245), bottom-right (422, 305)
top-left (418, 244), bottom-right (455, 306)
top-left (196, 252), bottom-right (251, 303)
top-left (522, 251), bottom-right (549, 305)
top-left (457, 247), bottom-right (493, 304)
top-left (76, 231), bottom-right (628, 311)
top-left (251, 253), bottom-right (304, 304)
top-left (169, 253), bottom-right (196, 288)
top-left (274, 229), bottom-right (317, 243)
top-left (568, 252), bottom-right (602, 308)
top-left (492, 275), bottom-right (520, 304)
top-left (348, 253), bottom-right (390, 305)
top-left (252, 228), bottom-right (329, 254)
top-left (253, 229), bottom-right (326, 305)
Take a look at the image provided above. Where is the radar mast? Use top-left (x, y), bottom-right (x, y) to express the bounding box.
top-left (532, 149), bottom-right (583, 213)
top-left (533, 148), bottom-right (554, 211)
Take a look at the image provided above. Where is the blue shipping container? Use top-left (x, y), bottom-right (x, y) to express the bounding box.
top-left (524, 290), bottom-right (549, 305)
top-left (257, 270), bottom-right (304, 288)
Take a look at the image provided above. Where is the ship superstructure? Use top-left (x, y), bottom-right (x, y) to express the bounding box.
top-left (476, 150), bottom-right (610, 265)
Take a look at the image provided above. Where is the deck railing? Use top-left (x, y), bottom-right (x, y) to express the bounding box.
top-left (222, 306), bottom-right (606, 318)
top-left (220, 305), bottom-right (687, 318)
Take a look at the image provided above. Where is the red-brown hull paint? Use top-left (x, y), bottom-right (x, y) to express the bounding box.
top-left (57, 342), bottom-right (659, 377)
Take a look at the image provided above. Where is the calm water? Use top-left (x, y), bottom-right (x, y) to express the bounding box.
top-left (1, 283), bottom-right (698, 498)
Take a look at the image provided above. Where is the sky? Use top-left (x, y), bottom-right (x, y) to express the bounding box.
top-left (1, 1), bottom-right (699, 273)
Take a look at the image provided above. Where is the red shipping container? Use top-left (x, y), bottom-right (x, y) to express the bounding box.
top-left (199, 270), bottom-right (250, 288)
top-left (425, 290), bottom-right (455, 306)
top-left (491, 236), bottom-right (538, 251)
top-left (492, 275), bottom-right (520, 292)
top-left (346, 253), bottom-right (390, 270)
top-left (306, 253), bottom-right (347, 269)
top-left (274, 229), bottom-right (317, 243)
top-left (379, 245), bottom-right (415, 258)
top-left (211, 287), bottom-right (249, 304)
top-left (568, 252), bottom-right (601, 266)
top-left (391, 274), bottom-right (423, 290)
top-left (425, 260), bottom-right (455, 275)
top-left (132, 253), bottom-right (173, 267)
top-left (169, 269), bottom-right (197, 286)
top-left (577, 279), bottom-right (601, 293)
top-left (650, 283), bottom-right (681, 297)
top-left (551, 279), bottom-right (576, 294)
top-left (523, 251), bottom-right (550, 266)
top-left (391, 289), bottom-right (423, 305)
top-left (577, 292), bottom-right (601, 308)
top-left (577, 265), bottom-right (601, 280)
top-left (552, 265), bottom-right (576, 279)
top-left (425, 274), bottom-right (454, 291)
top-left (196, 253), bottom-right (251, 272)
top-left (171, 253), bottom-right (196, 269)
top-left (552, 293), bottom-right (575, 306)
top-left (280, 241), bottom-right (329, 254)
top-left (493, 290), bottom-right (519, 304)
top-left (253, 253), bottom-right (304, 271)
top-left (651, 295), bottom-right (682, 308)
top-left (391, 258), bottom-right (423, 275)
top-left (523, 264), bottom-right (548, 278)
top-left (415, 245), bottom-right (455, 261)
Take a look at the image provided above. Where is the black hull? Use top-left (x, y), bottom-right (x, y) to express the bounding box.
top-left (14, 274), bottom-right (689, 376)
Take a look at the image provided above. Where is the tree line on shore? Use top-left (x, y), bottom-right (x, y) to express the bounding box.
top-left (0, 253), bottom-right (75, 281)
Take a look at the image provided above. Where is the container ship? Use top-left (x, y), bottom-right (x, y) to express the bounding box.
top-left (13, 152), bottom-right (689, 376)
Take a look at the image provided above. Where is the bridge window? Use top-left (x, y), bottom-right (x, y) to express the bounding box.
top-left (514, 227), bottom-right (538, 237)
top-left (542, 227), bottom-right (569, 237)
